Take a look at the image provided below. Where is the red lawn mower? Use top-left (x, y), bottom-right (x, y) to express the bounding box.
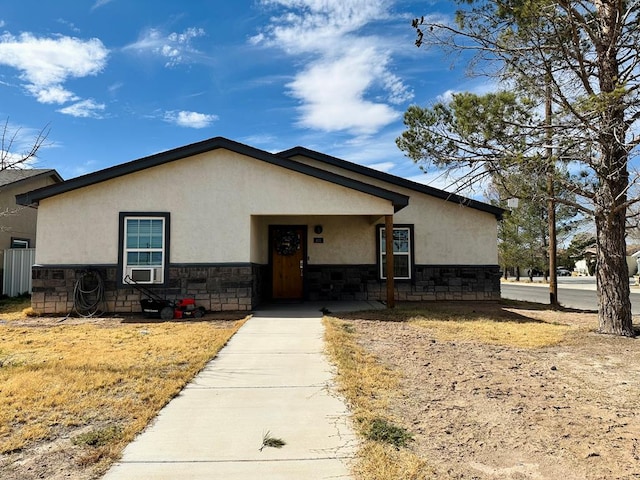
top-left (124, 275), bottom-right (206, 320)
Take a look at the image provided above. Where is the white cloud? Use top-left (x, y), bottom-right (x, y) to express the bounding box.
top-left (288, 47), bottom-right (400, 134)
top-left (436, 89), bottom-right (455, 104)
top-left (26, 85), bottom-right (77, 104)
top-left (56, 18), bottom-right (81, 33)
top-left (108, 81), bottom-right (123, 94)
top-left (253, 0), bottom-right (389, 54)
top-left (124, 27), bottom-right (205, 67)
top-left (324, 128), bottom-right (402, 166)
top-left (253, 0), bottom-right (413, 135)
top-left (406, 167), bottom-right (488, 198)
top-left (0, 147), bottom-right (40, 168)
top-left (242, 133), bottom-right (278, 147)
top-left (436, 80), bottom-right (501, 104)
top-left (368, 161), bottom-right (395, 172)
top-left (0, 121), bottom-right (54, 168)
top-left (92, 0), bottom-right (115, 10)
top-left (57, 99), bottom-right (105, 118)
top-left (68, 159), bottom-right (99, 177)
top-left (383, 71), bottom-right (414, 105)
top-left (0, 32), bottom-right (108, 105)
top-left (164, 110), bottom-right (218, 128)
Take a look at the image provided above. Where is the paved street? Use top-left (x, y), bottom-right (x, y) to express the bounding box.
top-left (501, 276), bottom-right (640, 315)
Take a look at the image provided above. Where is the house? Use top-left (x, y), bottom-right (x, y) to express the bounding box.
top-left (16, 137), bottom-right (503, 315)
top-left (579, 245), bottom-right (638, 276)
top-left (0, 169), bottom-right (62, 292)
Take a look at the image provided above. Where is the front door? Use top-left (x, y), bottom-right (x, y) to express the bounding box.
top-left (271, 226), bottom-right (305, 300)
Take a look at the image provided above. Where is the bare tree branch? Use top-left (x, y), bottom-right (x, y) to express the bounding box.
top-left (0, 119), bottom-right (50, 171)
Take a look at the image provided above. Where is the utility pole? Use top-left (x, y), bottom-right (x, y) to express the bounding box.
top-left (546, 79), bottom-right (558, 306)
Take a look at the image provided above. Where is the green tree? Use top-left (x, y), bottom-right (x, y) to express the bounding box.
top-left (491, 174), bottom-right (581, 280)
top-left (498, 205), bottom-right (546, 280)
top-left (400, 0), bottom-right (640, 337)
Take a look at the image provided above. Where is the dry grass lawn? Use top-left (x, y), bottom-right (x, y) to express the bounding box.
top-left (324, 317), bottom-right (432, 480)
top-left (0, 299), bottom-right (245, 480)
top-left (0, 297), bottom-right (31, 321)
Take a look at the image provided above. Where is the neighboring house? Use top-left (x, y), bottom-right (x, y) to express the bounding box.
top-left (0, 169), bottom-right (62, 292)
top-left (580, 246), bottom-right (598, 276)
top-left (16, 137), bottom-right (504, 315)
top-left (574, 258), bottom-right (589, 276)
top-left (580, 245), bottom-right (638, 276)
top-left (630, 249), bottom-right (640, 277)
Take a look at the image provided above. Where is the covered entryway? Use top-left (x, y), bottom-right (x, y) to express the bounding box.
top-left (248, 167), bottom-right (408, 307)
top-left (270, 225), bottom-right (306, 300)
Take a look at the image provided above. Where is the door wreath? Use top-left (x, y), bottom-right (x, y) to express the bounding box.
top-left (274, 230), bottom-right (300, 256)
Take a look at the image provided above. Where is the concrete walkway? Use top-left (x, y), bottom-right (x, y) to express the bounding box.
top-left (101, 301), bottom-right (380, 479)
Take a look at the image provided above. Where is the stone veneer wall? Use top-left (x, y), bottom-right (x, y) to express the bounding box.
top-left (31, 264), bottom-right (265, 315)
top-left (306, 264), bottom-right (501, 302)
top-left (31, 263), bottom-right (499, 315)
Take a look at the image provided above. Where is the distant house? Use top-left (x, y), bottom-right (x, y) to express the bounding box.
top-left (578, 244), bottom-right (638, 276)
top-left (16, 137), bottom-right (504, 315)
top-left (0, 169), bottom-right (63, 292)
top-left (630, 249), bottom-right (640, 276)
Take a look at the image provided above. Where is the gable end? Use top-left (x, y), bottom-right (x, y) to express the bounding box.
top-left (278, 146), bottom-right (504, 220)
top-left (16, 137), bottom-right (409, 211)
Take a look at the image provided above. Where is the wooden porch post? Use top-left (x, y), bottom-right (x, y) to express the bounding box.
top-left (385, 214), bottom-right (395, 308)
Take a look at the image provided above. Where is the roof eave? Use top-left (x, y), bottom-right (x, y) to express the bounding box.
top-left (279, 147), bottom-right (505, 220)
top-left (15, 137), bottom-right (410, 212)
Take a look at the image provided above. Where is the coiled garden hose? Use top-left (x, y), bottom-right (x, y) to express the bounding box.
top-left (73, 270), bottom-right (105, 317)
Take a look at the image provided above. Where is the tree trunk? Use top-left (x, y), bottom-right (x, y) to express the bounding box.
top-left (592, 0), bottom-right (634, 337)
top-left (595, 210), bottom-right (634, 336)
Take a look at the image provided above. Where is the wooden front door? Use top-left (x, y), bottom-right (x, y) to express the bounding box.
top-left (271, 226), bottom-right (305, 300)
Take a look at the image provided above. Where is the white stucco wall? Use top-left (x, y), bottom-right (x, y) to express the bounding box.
top-left (289, 154), bottom-right (499, 265)
top-left (394, 194), bottom-right (498, 265)
top-left (250, 214), bottom-right (378, 265)
top-left (34, 150), bottom-right (394, 265)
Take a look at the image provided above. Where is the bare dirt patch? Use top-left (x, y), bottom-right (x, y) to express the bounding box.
top-left (337, 302), bottom-right (640, 480)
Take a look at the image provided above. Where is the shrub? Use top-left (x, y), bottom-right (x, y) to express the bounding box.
top-left (366, 418), bottom-right (413, 449)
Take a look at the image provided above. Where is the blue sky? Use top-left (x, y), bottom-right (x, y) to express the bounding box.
top-left (0, 0), bottom-right (483, 190)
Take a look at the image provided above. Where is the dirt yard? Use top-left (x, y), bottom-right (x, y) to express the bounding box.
top-left (338, 303), bottom-right (640, 479)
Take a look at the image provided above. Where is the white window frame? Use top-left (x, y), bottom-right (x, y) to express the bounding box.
top-left (379, 226), bottom-right (412, 280)
top-left (122, 216), bottom-right (166, 284)
top-left (11, 238), bottom-right (30, 249)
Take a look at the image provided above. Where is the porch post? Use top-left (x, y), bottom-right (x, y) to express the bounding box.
top-left (385, 214), bottom-right (395, 308)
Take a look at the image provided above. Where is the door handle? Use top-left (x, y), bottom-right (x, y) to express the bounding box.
top-left (300, 260), bottom-right (304, 277)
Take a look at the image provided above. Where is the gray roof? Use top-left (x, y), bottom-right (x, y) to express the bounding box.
top-left (0, 168), bottom-right (62, 188)
top-left (15, 137), bottom-right (409, 211)
top-left (279, 147), bottom-right (505, 220)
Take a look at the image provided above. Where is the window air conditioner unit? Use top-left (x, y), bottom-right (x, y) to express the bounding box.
top-left (129, 267), bottom-right (155, 284)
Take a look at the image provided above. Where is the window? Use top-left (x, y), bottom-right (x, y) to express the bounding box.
top-left (378, 225), bottom-right (413, 280)
top-left (11, 238), bottom-right (30, 249)
top-left (119, 213), bottom-right (170, 285)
